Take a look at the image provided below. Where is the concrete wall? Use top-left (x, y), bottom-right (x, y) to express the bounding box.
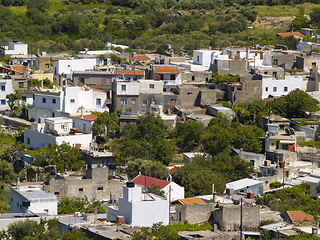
top-left (45, 177), bottom-right (123, 201)
top-left (172, 203), bottom-right (215, 224)
top-left (181, 71), bottom-right (212, 83)
top-left (0, 115), bottom-right (31, 128)
top-left (176, 85), bottom-right (201, 108)
top-left (139, 93), bottom-right (163, 114)
top-left (211, 205), bottom-right (260, 231)
top-left (72, 117), bottom-right (93, 133)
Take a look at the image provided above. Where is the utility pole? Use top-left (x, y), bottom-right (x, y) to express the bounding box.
top-left (168, 185), bottom-right (171, 224)
top-left (283, 162), bottom-right (285, 190)
top-left (240, 198), bottom-right (243, 240)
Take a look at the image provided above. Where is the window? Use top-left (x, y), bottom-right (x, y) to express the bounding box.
top-left (52, 113), bottom-right (55, 117)
top-left (1, 85), bottom-right (5, 91)
top-left (97, 187), bottom-right (103, 191)
top-left (54, 192), bottom-right (59, 195)
top-left (132, 99), bottom-right (136, 104)
top-left (170, 74), bottom-right (175, 80)
top-left (121, 85), bottom-right (126, 91)
top-left (11, 198), bottom-right (12, 202)
top-left (79, 188), bottom-right (83, 192)
top-left (197, 56), bottom-right (200, 62)
top-left (70, 99), bottom-right (75, 103)
top-left (149, 84), bottom-right (154, 89)
top-left (61, 125), bottom-right (65, 129)
top-left (42, 98), bottom-right (46, 103)
top-left (312, 62), bottom-right (317, 67)
top-left (284, 86), bottom-right (288, 92)
top-left (18, 82), bottom-right (24, 88)
top-left (120, 99), bottom-right (127, 105)
top-left (192, 76), bottom-right (195, 81)
top-left (44, 209), bottom-right (49, 213)
top-left (96, 98), bottom-right (101, 108)
top-left (272, 72), bottom-right (277, 78)
top-left (142, 100), bottom-right (147, 106)
top-left (79, 78), bottom-right (85, 85)
top-left (265, 87), bottom-right (268, 92)
top-left (273, 87), bottom-right (277, 92)
top-left (187, 92), bottom-right (192, 95)
top-left (0, 100), bottom-right (5, 105)
top-left (45, 64), bottom-right (49, 69)
top-left (52, 98), bottom-right (56, 104)
top-left (27, 138), bottom-right (30, 144)
top-left (274, 59), bottom-right (278, 65)
top-left (83, 123), bottom-right (86, 131)
top-left (264, 72), bottom-right (268, 75)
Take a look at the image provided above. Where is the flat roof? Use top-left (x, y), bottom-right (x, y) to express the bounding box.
top-left (13, 187), bottom-right (57, 201)
top-left (226, 178), bottom-right (262, 190)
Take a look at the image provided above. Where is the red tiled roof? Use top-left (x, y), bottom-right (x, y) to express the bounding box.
top-left (91, 88), bottom-right (106, 93)
top-left (287, 211), bottom-right (314, 222)
top-left (171, 197), bottom-right (205, 205)
top-left (154, 65), bottom-right (180, 74)
top-left (169, 166), bottom-right (177, 174)
top-left (277, 32), bottom-right (306, 38)
top-left (11, 65), bottom-right (26, 74)
top-left (72, 114), bottom-right (98, 121)
top-left (130, 54), bottom-right (150, 61)
top-left (114, 69), bottom-right (144, 76)
top-left (133, 175), bottom-right (170, 189)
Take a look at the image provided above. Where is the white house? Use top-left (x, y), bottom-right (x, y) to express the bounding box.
top-left (108, 182), bottom-right (169, 227)
top-left (152, 65), bottom-right (181, 92)
top-left (27, 86), bottom-right (108, 121)
top-left (10, 185), bottom-right (57, 215)
top-left (225, 178), bottom-right (263, 196)
top-left (183, 152), bottom-right (209, 164)
top-left (24, 117), bottom-right (92, 149)
top-left (70, 114), bottom-right (98, 134)
top-left (262, 76), bottom-right (303, 99)
top-left (0, 78), bottom-right (14, 111)
top-left (132, 174), bottom-right (185, 201)
top-left (52, 58), bottom-right (97, 84)
top-left (5, 42), bottom-right (28, 55)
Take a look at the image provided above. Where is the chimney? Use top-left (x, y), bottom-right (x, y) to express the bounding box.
top-left (80, 106), bottom-right (84, 119)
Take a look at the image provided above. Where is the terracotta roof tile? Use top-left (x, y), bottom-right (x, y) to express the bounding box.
top-left (114, 69), bottom-right (144, 76)
top-left (133, 175), bottom-right (170, 189)
top-left (11, 65), bottom-right (26, 74)
top-left (171, 197), bottom-right (205, 205)
top-left (154, 65), bottom-right (180, 74)
top-left (287, 211), bottom-right (314, 222)
top-left (277, 32), bottom-right (306, 38)
top-left (130, 54), bottom-right (150, 61)
top-left (169, 166), bottom-right (177, 174)
top-left (91, 88), bottom-right (106, 93)
top-left (72, 114), bottom-right (98, 121)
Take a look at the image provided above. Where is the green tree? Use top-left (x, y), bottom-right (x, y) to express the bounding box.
top-left (272, 89), bottom-right (320, 118)
top-left (173, 120), bottom-right (205, 151)
top-left (310, 7), bottom-right (320, 26)
top-left (6, 93), bottom-right (22, 115)
top-left (127, 159), bottom-right (169, 179)
top-left (91, 111), bottom-right (119, 141)
top-left (47, 142), bottom-right (83, 173)
top-left (58, 196), bottom-right (105, 214)
top-left (0, 159), bottom-right (15, 183)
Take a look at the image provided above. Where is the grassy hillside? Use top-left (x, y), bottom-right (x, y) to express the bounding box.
top-left (0, 0), bottom-right (318, 54)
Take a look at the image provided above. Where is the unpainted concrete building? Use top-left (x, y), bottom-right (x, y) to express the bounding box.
top-left (211, 205), bottom-right (260, 231)
top-left (44, 166), bottom-right (123, 201)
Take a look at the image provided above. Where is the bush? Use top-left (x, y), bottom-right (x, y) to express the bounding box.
top-left (269, 181), bottom-right (282, 189)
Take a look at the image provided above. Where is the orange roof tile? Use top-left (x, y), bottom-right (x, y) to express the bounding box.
top-left (287, 211), bottom-right (314, 222)
top-left (277, 32), bottom-right (306, 38)
top-left (130, 54), bottom-right (150, 61)
top-left (91, 88), bottom-right (106, 93)
top-left (11, 65), bottom-right (26, 74)
top-left (154, 65), bottom-right (180, 74)
top-left (169, 166), bottom-right (177, 174)
top-left (171, 197), bottom-right (205, 205)
top-left (72, 114), bottom-right (98, 121)
top-left (114, 69), bottom-right (144, 76)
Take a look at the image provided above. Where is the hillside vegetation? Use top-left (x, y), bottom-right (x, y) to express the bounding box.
top-left (0, 0), bottom-right (319, 53)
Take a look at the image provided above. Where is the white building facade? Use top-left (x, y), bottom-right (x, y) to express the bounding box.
top-left (108, 183), bottom-right (169, 227)
top-left (262, 76), bottom-right (303, 99)
top-left (10, 185), bottom-right (57, 215)
top-left (53, 58), bottom-right (97, 84)
top-left (24, 117), bottom-right (92, 149)
top-left (27, 86), bottom-right (108, 121)
top-left (5, 42), bottom-right (28, 55)
top-left (0, 79), bottom-right (14, 111)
